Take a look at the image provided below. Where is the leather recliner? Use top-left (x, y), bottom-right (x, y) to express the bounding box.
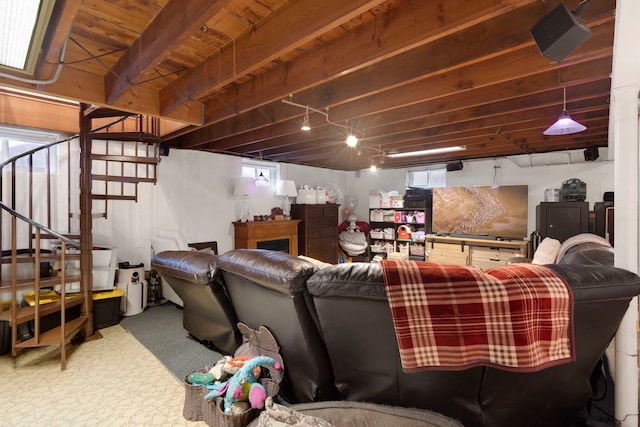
top-left (215, 249), bottom-right (339, 404)
top-left (151, 250), bottom-right (240, 355)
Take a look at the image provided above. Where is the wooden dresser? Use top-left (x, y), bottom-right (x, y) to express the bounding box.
top-left (291, 204), bottom-right (339, 264)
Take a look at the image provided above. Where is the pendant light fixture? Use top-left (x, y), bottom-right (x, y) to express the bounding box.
top-left (255, 151), bottom-right (269, 183)
top-left (543, 87), bottom-right (587, 136)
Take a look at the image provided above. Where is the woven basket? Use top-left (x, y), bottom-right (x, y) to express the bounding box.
top-left (183, 370), bottom-right (210, 421)
top-left (204, 379), bottom-right (279, 427)
top-left (188, 323), bottom-right (284, 427)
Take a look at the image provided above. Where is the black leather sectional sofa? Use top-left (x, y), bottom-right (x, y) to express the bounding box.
top-left (151, 239), bottom-right (640, 427)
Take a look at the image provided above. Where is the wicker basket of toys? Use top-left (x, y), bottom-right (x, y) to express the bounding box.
top-left (183, 323), bottom-right (284, 427)
top-left (183, 369), bottom-right (212, 421)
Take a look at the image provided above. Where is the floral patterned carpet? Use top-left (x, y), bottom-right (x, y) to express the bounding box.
top-left (0, 325), bottom-right (206, 426)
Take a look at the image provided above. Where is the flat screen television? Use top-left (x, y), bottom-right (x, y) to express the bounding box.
top-left (431, 185), bottom-right (528, 240)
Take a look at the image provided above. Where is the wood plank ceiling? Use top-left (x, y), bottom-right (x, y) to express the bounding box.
top-left (0, 0), bottom-right (614, 171)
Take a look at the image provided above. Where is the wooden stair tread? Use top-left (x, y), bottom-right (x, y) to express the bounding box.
top-left (84, 107), bottom-right (134, 119)
top-left (0, 253), bottom-right (80, 264)
top-left (0, 294), bottom-right (84, 324)
top-left (33, 232), bottom-right (81, 240)
top-left (88, 131), bottom-right (160, 144)
top-left (0, 274), bottom-right (82, 291)
top-left (91, 194), bottom-right (137, 201)
top-left (91, 154), bottom-right (158, 164)
top-left (92, 175), bottom-right (155, 184)
top-left (14, 315), bottom-right (88, 348)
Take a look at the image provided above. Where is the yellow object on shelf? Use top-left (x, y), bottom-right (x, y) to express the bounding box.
top-left (22, 288), bottom-right (124, 306)
top-left (93, 288), bottom-right (125, 300)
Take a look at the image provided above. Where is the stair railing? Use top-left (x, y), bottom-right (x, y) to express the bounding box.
top-left (0, 201), bottom-right (82, 368)
top-left (0, 108), bottom-right (160, 367)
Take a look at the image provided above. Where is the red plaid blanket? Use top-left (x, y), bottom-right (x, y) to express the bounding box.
top-left (381, 261), bottom-right (575, 372)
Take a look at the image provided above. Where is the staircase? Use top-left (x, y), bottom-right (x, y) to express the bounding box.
top-left (0, 103), bottom-right (161, 369)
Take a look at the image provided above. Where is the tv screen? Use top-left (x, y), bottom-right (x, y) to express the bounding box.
top-left (432, 185), bottom-right (528, 239)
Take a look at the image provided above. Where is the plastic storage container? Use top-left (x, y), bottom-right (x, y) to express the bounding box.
top-left (116, 263), bottom-right (147, 316)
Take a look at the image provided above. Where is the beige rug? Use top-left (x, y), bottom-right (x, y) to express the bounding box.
top-left (0, 325), bottom-right (207, 426)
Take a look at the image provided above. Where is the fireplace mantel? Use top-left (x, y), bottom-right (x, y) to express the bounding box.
top-left (233, 220), bottom-right (301, 255)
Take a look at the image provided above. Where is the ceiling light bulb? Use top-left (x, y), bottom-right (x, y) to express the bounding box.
top-left (301, 106), bottom-right (311, 131)
top-left (301, 114), bottom-right (311, 131)
top-left (346, 134), bottom-right (358, 147)
top-left (370, 165), bottom-right (377, 172)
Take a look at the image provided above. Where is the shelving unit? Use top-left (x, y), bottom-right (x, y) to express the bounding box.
top-left (369, 203), bottom-right (430, 261)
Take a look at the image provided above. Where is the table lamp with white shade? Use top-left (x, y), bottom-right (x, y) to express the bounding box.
top-left (276, 179), bottom-right (298, 217)
top-left (233, 176), bottom-right (257, 221)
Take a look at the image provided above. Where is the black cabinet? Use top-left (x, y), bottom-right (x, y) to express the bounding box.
top-left (536, 202), bottom-right (589, 243)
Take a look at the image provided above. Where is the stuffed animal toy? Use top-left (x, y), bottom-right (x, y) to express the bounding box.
top-left (209, 355), bottom-right (261, 381)
top-left (204, 356), bottom-right (282, 414)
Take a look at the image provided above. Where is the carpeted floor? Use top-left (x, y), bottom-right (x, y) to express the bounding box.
top-left (119, 302), bottom-right (221, 380)
top-left (0, 324), bottom-right (207, 426)
top-left (120, 303), bottom-right (619, 426)
top-left (1, 301), bottom-right (623, 426)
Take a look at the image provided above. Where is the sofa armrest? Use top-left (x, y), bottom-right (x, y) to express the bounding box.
top-left (188, 241), bottom-right (218, 253)
top-left (151, 250), bottom-right (217, 284)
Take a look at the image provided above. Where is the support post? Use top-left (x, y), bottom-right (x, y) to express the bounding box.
top-left (611, 1), bottom-right (640, 425)
top-left (79, 103), bottom-right (94, 335)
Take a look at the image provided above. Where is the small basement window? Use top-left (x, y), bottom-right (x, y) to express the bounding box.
top-left (241, 158), bottom-right (278, 187)
top-left (406, 167), bottom-right (446, 189)
top-left (0, 125), bottom-right (61, 172)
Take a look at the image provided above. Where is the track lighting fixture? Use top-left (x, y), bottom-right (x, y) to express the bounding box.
top-left (367, 145), bottom-right (386, 169)
top-left (283, 96), bottom-right (365, 147)
top-left (301, 106), bottom-right (311, 131)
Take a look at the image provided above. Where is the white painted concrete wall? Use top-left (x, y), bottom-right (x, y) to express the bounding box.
top-left (83, 147), bottom-right (613, 269)
top-left (348, 152), bottom-right (613, 236)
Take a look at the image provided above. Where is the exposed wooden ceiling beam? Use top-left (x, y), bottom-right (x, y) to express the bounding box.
top-left (159, 0), bottom-right (388, 115)
top-left (197, 0), bottom-right (542, 126)
top-left (105, 0), bottom-right (233, 105)
top-left (167, 19), bottom-right (612, 152)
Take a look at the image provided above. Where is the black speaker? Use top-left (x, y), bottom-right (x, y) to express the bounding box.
top-left (530, 3), bottom-right (591, 62)
top-left (583, 146), bottom-right (599, 161)
top-left (159, 144), bottom-right (170, 156)
top-left (446, 161), bottom-right (463, 172)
